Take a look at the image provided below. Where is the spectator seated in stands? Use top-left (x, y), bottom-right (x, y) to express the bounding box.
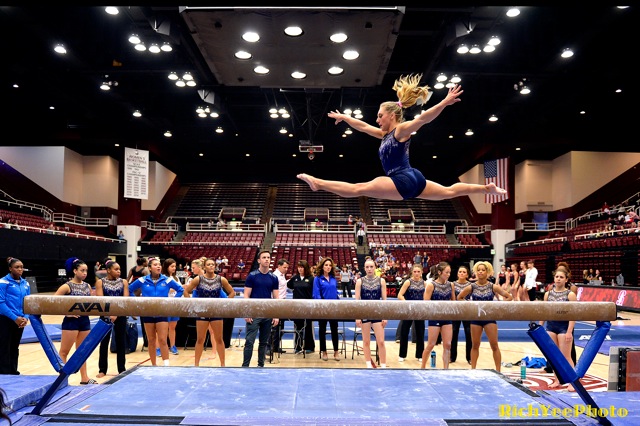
top-left (117, 230), bottom-right (125, 240)
top-left (237, 259), bottom-right (246, 271)
top-left (221, 255), bottom-right (229, 266)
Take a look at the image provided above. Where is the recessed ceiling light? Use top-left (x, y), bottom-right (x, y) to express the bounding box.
top-left (235, 50), bottom-right (252, 60)
top-left (216, 127), bottom-right (223, 133)
top-left (434, 82), bottom-right (445, 89)
top-left (199, 153), bottom-right (204, 157)
top-left (128, 34), bottom-right (141, 44)
top-left (105, 7), bottom-right (119, 15)
top-left (450, 75), bottom-right (461, 84)
top-left (168, 72), bottom-right (178, 80)
top-left (161, 43), bottom-right (172, 52)
top-left (134, 43), bottom-right (146, 51)
top-left (488, 35), bottom-right (501, 46)
top-left (561, 48), bottom-right (574, 58)
top-left (291, 71), bottom-right (306, 79)
top-left (483, 44), bottom-right (496, 53)
top-left (133, 110), bottom-right (142, 117)
top-left (242, 31), bottom-right (260, 42)
top-left (457, 44), bottom-right (469, 54)
top-left (284, 26), bottom-right (303, 37)
top-left (489, 114), bottom-right (498, 122)
top-left (343, 50), bottom-right (359, 60)
top-left (175, 80), bottom-right (186, 87)
top-left (328, 66), bottom-right (343, 75)
top-left (254, 65), bottom-right (269, 74)
top-left (54, 44), bottom-right (66, 54)
top-left (436, 73), bottom-right (448, 82)
top-left (469, 44), bottom-right (481, 54)
top-left (330, 33), bottom-right (348, 43)
top-left (506, 8), bottom-right (520, 17)
top-left (148, 43), bottom-right (161, 54)
top-left (164, 130), bottom-right (172, 137)
top-left (465, 129), bottom-right (474, 136)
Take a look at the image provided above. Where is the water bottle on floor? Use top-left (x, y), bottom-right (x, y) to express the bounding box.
top-left (520, 358), bottom-right (527, 380)
top-left (430, 351), bottom-right (436, 368)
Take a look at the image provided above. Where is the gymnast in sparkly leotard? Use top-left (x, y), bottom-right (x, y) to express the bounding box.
top-left (298, 74), bottom-right (507, 201)
top-left (184, 258), bottom-right (235, 367)
top-left (538, 262), bottom-right (577, 390)
top-left (420, 262), bottom-right (455, 369)
top-left (456, 261), bottom-right (513, 371)
top-left (355, 259), bottom-right (388, 368)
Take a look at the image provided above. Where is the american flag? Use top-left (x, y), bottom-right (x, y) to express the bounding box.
top-left (484, 158), bottom-right (509, 204)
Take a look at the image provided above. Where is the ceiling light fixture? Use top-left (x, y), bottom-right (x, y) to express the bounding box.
top-left (436, 73), bottom-right (448, 82)
top-left (434, 82), bottom-right (445, 90)
top-left (100, 82), bottom-right (111, 91)
top-left (54, 44), bottom-right (67, 54)
top-left (279, 127), bottom-right (287, 134)
top-left (465, 129), bottom-right (474, 136)
top-left (328, 66), bottom-right (343, 75)
top-left (104, 7), bottom-right (119, 15)
top-left (254, 66), bottom-right (269, 75)
top-left (343, 50), bottom-right (359, 60)
top-left (291, 71), bottom-right (306, 79)
top-left (450, 74), bottom-right (461, 84)
top-left (330, 33), bottom-right (348, 43)
top-left (175, 80), bottom-right (186, 87)
top-left (182, 72), bottom-right (193, 81)
top-left (284, 26), bottom-right (303, 37)
top-left (345, 128), bottom-right (353, 135)
top-left (242, 31), bottom-right (260, 42)
top-left (469, 44), bottom-right (481, 54)
top-left (489, 114), bottom-right (498, 122)
top-left (235, 50), bottom-right (252, 60)
top-left (483, 44), bottom-right (496, 53)
top-left (561, 48), bottom-right (574, 58)
top-left (164, 130), bottom-right (172, 137)
top-left (148, 43), bottom-right (161, 53)
top-left (132, 110), bottom-right (142, 118)
top-left (161, 42), bottom-right (172, 52)
top-left (215, 127), bottom-right (223, 133)
top-left (520, 86), bottom-right (531, 95)
top-left (128, 34), bottom-right (141, 44)
top-left (488, 35), bottom-right (501, 46)
top-left (506, 7), bottom-right (520, 17)
top-left (168, 72), bottom-right (178, 80)
top-left (134, 43), bottom-right (146, 52)
top-left (456, 44), bottom-right (469, 54)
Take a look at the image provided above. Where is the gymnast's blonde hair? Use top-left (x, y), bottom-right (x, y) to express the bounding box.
top-left (380, 73), bottom-right (431, 123)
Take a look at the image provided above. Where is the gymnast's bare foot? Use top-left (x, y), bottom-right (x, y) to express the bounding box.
top-left (297, 173), bottom-right (318, 191)
top-left (548, 378), bottom-right (561, 389)
top-left (486, 182), bottom-right (507, 195)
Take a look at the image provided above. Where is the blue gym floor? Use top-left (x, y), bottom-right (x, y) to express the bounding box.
top-left (3, 366), bottom-right (639, 425)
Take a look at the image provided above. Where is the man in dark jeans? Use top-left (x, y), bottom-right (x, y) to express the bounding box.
top-left (242, 251), bottom-right (280, 367)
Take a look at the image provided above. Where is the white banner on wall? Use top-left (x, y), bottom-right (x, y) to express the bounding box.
top-left (124, 147), bottom-right (149, 200)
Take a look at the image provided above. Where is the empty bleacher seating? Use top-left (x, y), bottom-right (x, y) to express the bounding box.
top-left (173, 183), bottom-right (268, 219)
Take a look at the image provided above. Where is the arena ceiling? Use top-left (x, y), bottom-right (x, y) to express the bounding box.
top-left (1, 6), bottom-right (635, 184)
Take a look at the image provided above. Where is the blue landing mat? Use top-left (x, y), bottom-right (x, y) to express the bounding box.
top-left (20, 324), bottom-right (62, 344)
top-left (575, 326), bottom-right (640, 355)
top-left (50, 366), bottom-right (545, 425)
top-left (0, 374), bottom-right (69, 424)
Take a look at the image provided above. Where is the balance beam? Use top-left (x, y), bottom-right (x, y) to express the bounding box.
top-left (23, 296), bottom-right (617, 321)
